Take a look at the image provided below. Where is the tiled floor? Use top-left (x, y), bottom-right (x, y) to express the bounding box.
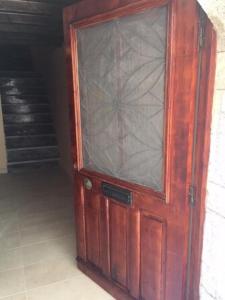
top-left (0, 167), bottom-right (114, 300)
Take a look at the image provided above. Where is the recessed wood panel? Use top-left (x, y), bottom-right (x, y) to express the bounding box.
top-left (85, 189), bottom-right (101, 268)
top-left (74, 175), bottom-right (87, 261)
top-left (140, 214), bottom-right (165, 300)
top-left (128, 209), bottom-right (140, 299)
top-left (99, 196), bottom-right (110, 277)
top-left (110, 201), bottom-right (128, 288)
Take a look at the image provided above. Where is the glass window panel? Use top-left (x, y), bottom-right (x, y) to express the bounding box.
top-left (77, 6), bottom-right (167, 191)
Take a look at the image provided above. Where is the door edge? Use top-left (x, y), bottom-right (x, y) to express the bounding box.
top-left (186, 9), bottom-right (217, 300)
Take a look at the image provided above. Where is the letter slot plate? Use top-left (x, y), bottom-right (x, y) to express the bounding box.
top-left (102, 182), bottom-right (132, 205)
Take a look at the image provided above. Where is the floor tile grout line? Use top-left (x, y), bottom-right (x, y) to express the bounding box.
top-left (0, 292), bottom-right (27, 300)
top-left (11, 233), bottom-right (75, 251)
top-left (0, 231), bottom-right (75, 273)
top-left (24, 273), bottom-right (85, 295)
top-left (0, 273), bottom-right (85, 299)
top-left (0, 266), bottom-right (24, 274)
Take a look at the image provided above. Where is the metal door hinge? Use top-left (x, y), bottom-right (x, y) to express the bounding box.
top-left (189, 185), bottom-right (196, 206)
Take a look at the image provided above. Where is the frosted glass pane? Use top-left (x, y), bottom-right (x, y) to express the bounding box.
top-left (77, 6), bottom-right (167, 191)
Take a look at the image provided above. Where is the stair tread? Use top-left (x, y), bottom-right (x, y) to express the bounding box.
top-left (4, 123), bottom-right (54, 126)
top-left (8, 145), bottom-right (58, 151)
top-left (0, 72), bottom-right (40, 78)
top-left (2, 102), bottom-right (49, 106)
top-left (3, 113), bottom-right (52, 124)
top-left (8, 160), bottom-right (59, 173)
top-left (8, 158), bottom-right (59, 166)
top-left (0, 78), bottom-right (43, 82)
top-left (3, 112), bottom-right (51, 116)
top-left (6, 134), bottom-right (56, 138)
top-left (2, 104), bottom-right (50, 114)
top-left (1, 95), bottom-right (49, 104)
top-left (7, 138), bottom-right (57, 149)
top-left (8, 147), bottom-right (59, 163)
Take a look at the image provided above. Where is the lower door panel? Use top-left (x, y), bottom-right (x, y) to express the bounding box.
top-left (80, 175), bottom-right (167, 300)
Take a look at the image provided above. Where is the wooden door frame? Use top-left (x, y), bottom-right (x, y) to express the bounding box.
top-left (63, 1), bottom-right (217, 299)
top-left (187, 11), bottom-right (217, 300)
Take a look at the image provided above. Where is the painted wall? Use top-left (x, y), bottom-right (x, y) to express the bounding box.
top-left (0, 95), bottom-right (7, 174)
top-left (31, 46), bottom-right (73, 180)
top-left (197, 1), bottom-right (225, 300)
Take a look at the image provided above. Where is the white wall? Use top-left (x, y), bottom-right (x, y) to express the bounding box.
top-left (197, 1), bottom-right (225, 299)
top-left (200, 45), bottom-right (225, 300)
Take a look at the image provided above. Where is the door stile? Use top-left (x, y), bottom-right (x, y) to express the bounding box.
top-left (69, 28), bottom-right (83, 170)
top-left (165, 0), bottom-right (200, 211)
top-left (187, 12), bottom-right (217, 300)
top-left (74, 173), bottom-right (87, 261)
top-left (164, 1), bottom-right (200, 299)
top-left (185, 9), bottom-right (207, 299)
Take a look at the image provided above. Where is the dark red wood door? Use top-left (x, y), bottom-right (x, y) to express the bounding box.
top-left (64, 1), bottom-right (200, 299)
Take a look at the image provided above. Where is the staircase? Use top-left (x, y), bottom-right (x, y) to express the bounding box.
top-left (0, 71), bottom-right (59, 172)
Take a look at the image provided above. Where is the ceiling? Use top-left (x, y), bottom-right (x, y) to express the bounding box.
top-left (0, 0), bottom-right (78, 46)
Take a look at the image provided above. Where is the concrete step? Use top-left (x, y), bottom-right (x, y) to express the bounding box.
top-left (1, 95), bottom-right (49, 105)
top-left (1, 86), bottom-right (46, 96)
top-left (7, 146), bottom-right (59, 163)
top-left (0, 71), bottom-right (40, 78)
top-left (4, 123), bottom-right (55, 136)
top-left (6, 135), bottom-right (57, 149)
top-left (8, 158), bottom-right (59, 173)
top-left (0, 77), bottom-right (44, 87)
top-left (3, 113), bottom-right (52, 124)
top-left (2, 104), bottom-right (50, 114)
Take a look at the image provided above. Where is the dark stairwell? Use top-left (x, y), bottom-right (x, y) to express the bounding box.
top-left (0, 46), bottom-right (59, 172)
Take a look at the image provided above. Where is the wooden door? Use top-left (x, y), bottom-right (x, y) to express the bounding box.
top-left (64, 1), bottom-right (201, 299)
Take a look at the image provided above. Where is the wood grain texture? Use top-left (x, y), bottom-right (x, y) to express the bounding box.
top-left (187, 11), bottom-right (217, 300)
top-left (109, 202), bottom-right (128, 289)
top-left (140, 214), bottom-right (165, 300)
top-left (84, 188), bottom-right (101, 268)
